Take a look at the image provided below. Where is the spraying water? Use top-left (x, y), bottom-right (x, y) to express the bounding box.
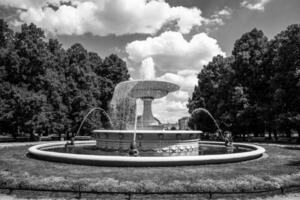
top-left (129, 99), bottom-right (142, 156)
top-left (74, 107), bottom-right (113, 138)
top-left (109, 81), bottom-right (138, 130)
top-left (191, 108), bottom-right (226, 140)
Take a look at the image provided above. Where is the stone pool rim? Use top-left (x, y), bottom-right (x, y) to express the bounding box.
top-left (92, 130), bottom-right (203, 134)
top-left (28, 141), bottom-right (265, 167)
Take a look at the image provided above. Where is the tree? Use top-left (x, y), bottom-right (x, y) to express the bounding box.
top-left (268, 24), bottom-right (300, 140)
top-left (0, 20), bottom-right (130, 139)
top-left (231, 28), bottom-right (270, 136)
top-left (187, 55), bottom-right (234, 132)
top-left (188, 108), bottom-right (219, 133)
top-left (101, 54), bottom-right (130, 86)
top-left (188, 25), bottom-right (300, 141)
top-left (188, 29), bottom-right (271, 138)
top-left (0, 19), bottom-right (14, 48)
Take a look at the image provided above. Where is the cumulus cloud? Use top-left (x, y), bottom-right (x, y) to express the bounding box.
top-left (157, 70), bottom-right (198, 91)
top-left (126, 31), bottom-right (225, 73)
top-left (167, 90), bottom-right (189, 102)
top-left (208, 7), bottom-right (233, 26)
top-left (153, 96), bottom-right (189, 123)
top-left (217, 8), bottom-right (232, 17)
top-left (0, 0), bottom-right (52, 9)
top-left (1, 0), bottom-right (208, 36)
top-left (241, 0), bottom-right (271, 11)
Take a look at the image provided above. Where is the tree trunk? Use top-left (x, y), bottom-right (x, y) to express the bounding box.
top-left (268, 127), bottom-right (272, 140)
top-left (285, 129), bottom-right (291, 138)
top-left (273, 128), bottom-right (278, 142)
top-left (243, 132), bottom-right (246, 141)
top-left (296, 128), bottom-right (300, 144)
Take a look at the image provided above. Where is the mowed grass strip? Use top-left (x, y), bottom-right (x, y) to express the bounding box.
top-left (0, 144), bottom-right (299, 193)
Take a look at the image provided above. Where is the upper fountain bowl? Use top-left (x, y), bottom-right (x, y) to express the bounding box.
top-left (119, 80), bottom-right (180, 99)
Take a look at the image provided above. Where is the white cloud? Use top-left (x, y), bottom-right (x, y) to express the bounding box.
top-left (157, 70), bottom-right (198, 91)
top-left (218, 8), bottom-right (232, 17)
top-left (209, 7), bottom-right (232, 26)
top-left (241, 0), bottom-right (271, 11)
top-left (0, 0), bottom-right (58, 9)
top-left (167, 90), bottom-right (189, 102)
top-left (153, 96), bottom-right (189, 123)
top-left (140, 57), bottom-right (156, 80)
top-left (2, 0), bottom-right (208, 36)
top-left (126, 31), bottom-right (225, 73)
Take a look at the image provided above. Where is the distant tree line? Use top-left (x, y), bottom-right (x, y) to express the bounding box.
top-left (188, 24), bottom-right (300, 141)
top-left (0, 20), bottom-right (130, 139)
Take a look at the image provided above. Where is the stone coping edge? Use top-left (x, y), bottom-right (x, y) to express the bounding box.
top-left (28, 141), bottom-right (265, 167)
top-left (92, 130), bottom-right (203, 134)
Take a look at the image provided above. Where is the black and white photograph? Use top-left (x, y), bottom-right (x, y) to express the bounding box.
top-left (0, 0), bottom-right (300, 199)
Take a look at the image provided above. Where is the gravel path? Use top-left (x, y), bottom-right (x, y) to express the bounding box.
top-left (1, 192), bottom-right (300, 200)
top-left (0, 141), bottom-right (59, 148)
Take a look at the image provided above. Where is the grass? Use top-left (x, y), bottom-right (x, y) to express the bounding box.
top-left (0, 144), bottom-right (299, 194)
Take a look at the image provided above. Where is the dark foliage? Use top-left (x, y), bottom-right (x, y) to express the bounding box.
top-left (0, 20), bottom-right (130, 138)
top-left (188, 25), bottom-right (300, 140)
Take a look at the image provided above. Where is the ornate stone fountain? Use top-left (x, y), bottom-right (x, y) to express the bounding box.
top-left (93, 80), bottom-right (202, 154)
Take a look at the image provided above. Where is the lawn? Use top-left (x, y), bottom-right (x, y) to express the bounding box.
top-left (0, 143), bottom-right (299, 194)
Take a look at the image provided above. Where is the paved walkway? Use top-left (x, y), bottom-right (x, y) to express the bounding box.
top-left (0, 141), bottom-right (58, 148)
top-left (1, 192), bottom-right (300, 200)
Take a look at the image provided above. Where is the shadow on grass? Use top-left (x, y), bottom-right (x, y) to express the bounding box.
top-left (282, 147), bottom-right (300, 151)
top-left (286, 160), bottom-right (300, 166)
top-left (26, 152), bottom-right (33, 159)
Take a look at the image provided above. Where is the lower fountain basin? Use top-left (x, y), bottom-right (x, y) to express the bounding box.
top-left (92, 130), bottom-right (202, 154)
top-left (28, 141), bottom-right (265, 167)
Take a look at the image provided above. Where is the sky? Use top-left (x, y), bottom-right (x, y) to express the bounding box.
top-left (1, 0), bottom-right (300, 123)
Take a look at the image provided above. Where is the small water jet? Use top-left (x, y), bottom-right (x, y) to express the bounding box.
top-left (75, 107), bottom-right (113, 138)
top-left (190, 108), bottom-right (233, 146)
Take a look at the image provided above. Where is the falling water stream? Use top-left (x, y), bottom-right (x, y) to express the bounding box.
top-left (74, 107), bottom-right (113, 138)
top-left (133, 99), bottom-right (138, 143)
top-left (195, 108), bottom-right (226, 140)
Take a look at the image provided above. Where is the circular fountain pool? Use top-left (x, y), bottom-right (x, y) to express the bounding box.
top-left (28, 141), bottom-right (265, 167)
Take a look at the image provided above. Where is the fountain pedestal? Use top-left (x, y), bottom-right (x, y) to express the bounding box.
top-left (93, 130), bottom-right (202, 155)
top-left (141, 97), bottom-right (156, 126)
top-left (127, 80), bottom-right (179, 130)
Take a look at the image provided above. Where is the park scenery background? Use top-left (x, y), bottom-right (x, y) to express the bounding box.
top-left (0, 0), bottom-right (300, 199)
top-left (0, 19), bottom-right (300, 143)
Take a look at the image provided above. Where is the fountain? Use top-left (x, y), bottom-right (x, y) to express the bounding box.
top-left (93, 80), bottom-right (201, 155)
top-left (28, 79), bottom-right (265, 167)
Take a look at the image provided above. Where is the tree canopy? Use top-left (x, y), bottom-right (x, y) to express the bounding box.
top-left (0, 19), bottom-right (130, 138)
top-left (188, 25), bottom-right (300, 139)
